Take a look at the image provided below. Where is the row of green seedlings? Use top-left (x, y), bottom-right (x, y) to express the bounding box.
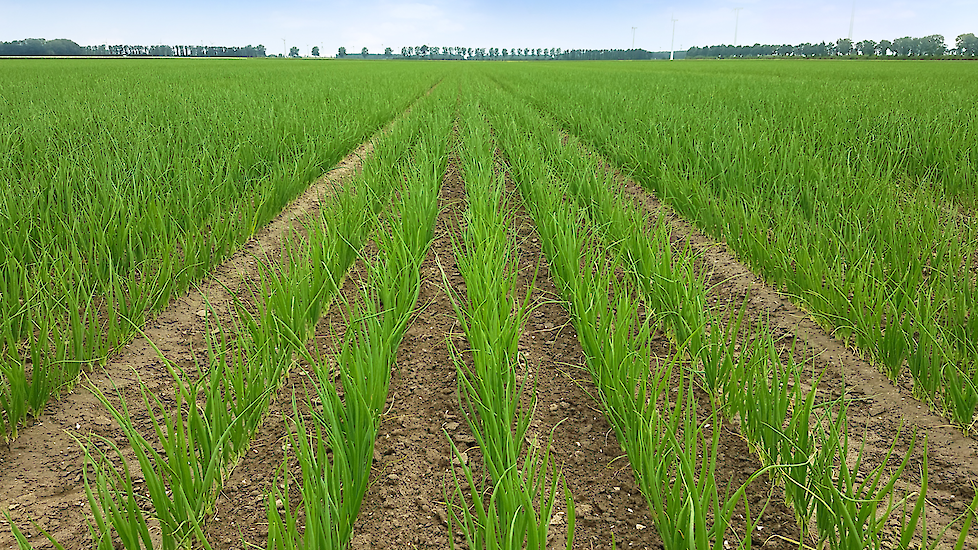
top-left (522, 91), bottom-right (975, 549)
top-left (489, 95), bottom-right (765, 548)
top-left (3, 96), bottom-right (445, 550)
top-left (485, 84), bottom-right (968, 549)
top-left (441, 100), bottom-right (574, 550)
top-left (564, 128), bottom-right (976, 548)
top-left (0, 74), bottom-right (443, 444)
top-left (491, 65), bottom-right (978, 431)
top-left (266, 106), bottom-right (452, 549)
top-left (505, 95), bottom-right (978, 548)
top-left (5, 234), bottom-right (313, 550)
top-left (708, 309), bottom-right (976, 549)
top-left (497, 93), bottom-right (930, 547)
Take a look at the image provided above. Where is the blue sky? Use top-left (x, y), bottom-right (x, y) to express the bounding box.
top-left (2, 0), bottom-right (975, 55)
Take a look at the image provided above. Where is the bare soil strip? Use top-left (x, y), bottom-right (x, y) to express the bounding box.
top-left (606, 163), bottom-right (978, 542)
top-left (0, 137), bottom-right (376, 548)
top-left (338, 149), bottom-right (467, 550)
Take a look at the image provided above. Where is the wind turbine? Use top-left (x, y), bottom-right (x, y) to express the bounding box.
top-left (632, 27), bottom-right (637, 49)
top-left (848, 1), bottom-right (856, 41)
top-left (733, 8), bottom-right (743, 46)
top-left (282, 38), bottom-right (286, 57)
top-left (670, 15), bottom-right (678, 60)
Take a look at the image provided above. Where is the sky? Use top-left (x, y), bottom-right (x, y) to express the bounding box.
top-left (1, 0), bottom-right (976, 55)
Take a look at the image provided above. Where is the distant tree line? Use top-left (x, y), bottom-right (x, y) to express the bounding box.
top-left (0, 38), bottom-right (267, 57)
top-left (558, 49), bottom-right (677, 60)
top-left (397, 46), bottom-right (559, 59)
top-left (0, 38), bottom-right (88, 56)
top-left (348, 46), bottom-right (679, 60)
top-left (687, 33), bottom-right (978, 59)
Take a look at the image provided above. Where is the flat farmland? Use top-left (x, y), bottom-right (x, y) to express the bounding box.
top-left (1, 58), bottom-right (976, 550)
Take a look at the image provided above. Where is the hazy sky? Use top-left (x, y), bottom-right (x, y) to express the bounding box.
top-left (2, 0), bottom-right (975, 55)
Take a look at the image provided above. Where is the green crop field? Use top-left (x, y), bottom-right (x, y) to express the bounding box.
top-left (0, 59), bottom-right (446, 441)
top-left (483, 60), bottom-right (978, 425)
top-left (1, 58), bottom-right (976, 550)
